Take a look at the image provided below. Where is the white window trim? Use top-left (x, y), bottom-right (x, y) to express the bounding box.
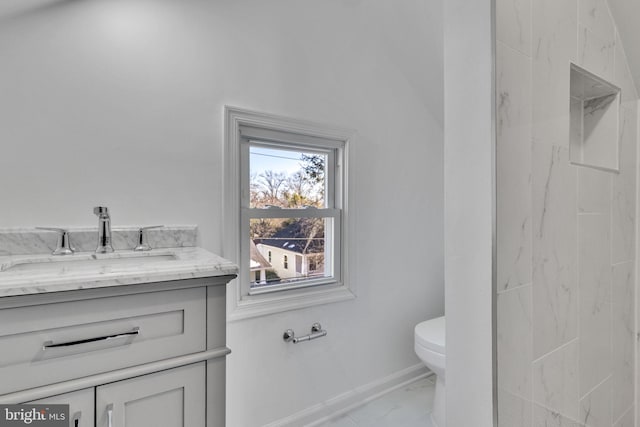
top-left (223, 106), bottom-right (355, 321)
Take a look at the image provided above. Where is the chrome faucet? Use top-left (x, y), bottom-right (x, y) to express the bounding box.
top-left (93, 206), bottom-right (114, 253)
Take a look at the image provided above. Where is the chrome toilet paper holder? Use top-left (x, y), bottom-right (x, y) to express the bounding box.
top-left (283, 322), bottom-right (327, 344)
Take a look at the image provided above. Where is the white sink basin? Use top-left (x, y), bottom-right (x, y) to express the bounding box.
top-left (0, 252), bottom-right (178, 274)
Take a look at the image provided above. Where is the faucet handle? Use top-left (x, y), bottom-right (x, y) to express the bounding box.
top-left (134, 225), bottom-right (164, 251)
top-left (94, 206), bottom-right (109, 216)
top-left (36, 227), bottom-right (75, 255)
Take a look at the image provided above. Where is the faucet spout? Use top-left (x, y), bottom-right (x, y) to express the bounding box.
top-left (94, 206), bottom-right (114, 253)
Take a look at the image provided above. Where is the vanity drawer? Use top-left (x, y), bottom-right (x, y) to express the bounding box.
top-left (0, 287), bottom-right (206, 394)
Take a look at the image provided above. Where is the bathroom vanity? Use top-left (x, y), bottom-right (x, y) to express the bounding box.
top-left (0, 243), bottom-right (237, 427)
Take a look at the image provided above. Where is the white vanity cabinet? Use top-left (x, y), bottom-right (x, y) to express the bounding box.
top-left (28, 364), bottom-right (207, 427)
top-left (95, 363), bottom-right (206, 427)
top-left (1, 275), bottom-right (234, 427)
top-left (29, 388), bottom-right (95, 427)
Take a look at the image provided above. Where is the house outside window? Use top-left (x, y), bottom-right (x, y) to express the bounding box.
top-left (224, 107), bottom-right (355, 319)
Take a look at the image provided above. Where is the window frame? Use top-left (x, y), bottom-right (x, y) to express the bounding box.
top-left (224, 106), bottom-right (355, 321)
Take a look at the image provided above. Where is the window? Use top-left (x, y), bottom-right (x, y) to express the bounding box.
top-left (225, 107), bottom-right (354, 320)
top-left (243, 129), bottom-right (343, 295)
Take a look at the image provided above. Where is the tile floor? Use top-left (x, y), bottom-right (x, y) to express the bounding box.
top-left (314, 375), bottom-right (436, 427)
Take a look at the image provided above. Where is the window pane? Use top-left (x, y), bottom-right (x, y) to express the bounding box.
top-left (249, 217), bottom-right (331, 289)
top-left (250, 146), bottom-right (327, 209)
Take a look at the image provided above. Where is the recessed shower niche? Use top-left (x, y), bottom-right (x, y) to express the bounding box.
top-left (570, 64), bottom-right (621, 171)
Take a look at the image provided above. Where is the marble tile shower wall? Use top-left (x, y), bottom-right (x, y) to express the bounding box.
top-left (496, 0), bottom-right (639, 426)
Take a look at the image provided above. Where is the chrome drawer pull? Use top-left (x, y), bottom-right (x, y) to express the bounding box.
top-left (43, 327), bottom-right (140, 350)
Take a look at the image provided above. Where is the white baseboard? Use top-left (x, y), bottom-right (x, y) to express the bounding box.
top-left (262, 364), bottom-right (432, 427)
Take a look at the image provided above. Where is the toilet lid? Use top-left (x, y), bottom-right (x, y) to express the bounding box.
top-left (415, 316), bottom-right (445, 354)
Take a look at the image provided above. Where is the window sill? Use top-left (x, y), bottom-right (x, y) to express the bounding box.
top-left (227, 281), bottom-right (355, 321)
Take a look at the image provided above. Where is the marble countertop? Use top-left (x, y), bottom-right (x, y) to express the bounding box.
top-left (0, 247), bottom-right (238, 297)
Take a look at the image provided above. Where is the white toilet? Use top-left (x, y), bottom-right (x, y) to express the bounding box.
top-left (415, 316), bottom-right (445, 427)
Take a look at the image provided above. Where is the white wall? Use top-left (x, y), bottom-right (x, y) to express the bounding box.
top-left (444, 0), bottom-right (495, 426)
top-left (0, 1), bottom-right (445, 425)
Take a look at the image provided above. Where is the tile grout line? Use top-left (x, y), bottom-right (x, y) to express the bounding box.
top-left (531, 337), bottom-right (579, 366)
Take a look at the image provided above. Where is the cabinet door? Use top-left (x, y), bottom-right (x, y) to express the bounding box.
top-left (96, 363), bottom-right (205, 427)
top-left (28, 388), bottom-right (95, 427)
